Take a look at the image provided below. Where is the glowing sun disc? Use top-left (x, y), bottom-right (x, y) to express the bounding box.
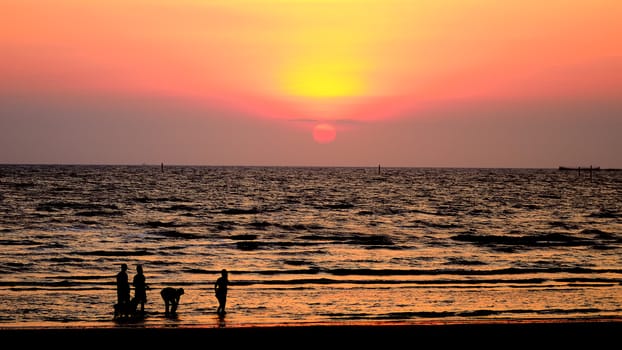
top-left (312, 123), bottom-right (337, 144)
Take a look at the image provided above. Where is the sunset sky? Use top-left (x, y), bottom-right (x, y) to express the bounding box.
top-left (1, 0), bottom-right (621, 167)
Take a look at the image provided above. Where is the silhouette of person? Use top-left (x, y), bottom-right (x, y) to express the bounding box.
top-left (160, 287), bottom-right (184, 316)
top-left (132, 264), bottom-right (148, 314)
top-left (214, 269), bottom-right (229, 316)
top-left (116, 263), bottom-right (130, 306)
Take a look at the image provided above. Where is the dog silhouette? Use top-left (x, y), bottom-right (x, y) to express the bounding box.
top-left (113, 297), bottom-right (139, 319)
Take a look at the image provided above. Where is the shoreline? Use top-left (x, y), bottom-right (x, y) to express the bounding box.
top-left (2, 318), bottom-right (621, 347)
top-left (2, 316), bottom-right (621, 328)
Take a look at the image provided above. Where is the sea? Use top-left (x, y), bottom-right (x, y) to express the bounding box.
top-left (1, 165), bottom-right (621, 328)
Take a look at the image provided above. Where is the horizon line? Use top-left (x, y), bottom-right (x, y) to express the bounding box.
top-left (2, 163), bottom-right (619, 171)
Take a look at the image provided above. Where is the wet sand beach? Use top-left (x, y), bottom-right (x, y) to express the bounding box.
top-left (2, 319), bottom-right (621, 348)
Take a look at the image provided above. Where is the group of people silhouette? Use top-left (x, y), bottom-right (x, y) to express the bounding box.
top-left (115, 263), bottom-right (229, 319)
top-left (114, 263), bottom-right (148, 318)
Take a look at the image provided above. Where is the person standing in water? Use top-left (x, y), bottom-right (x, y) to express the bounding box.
top-left (214, 269), bottom-right (229, 316)
top-left (132, 264), bottom-right (148, 314)
top-left (116, 263), bottom-right (130, 306)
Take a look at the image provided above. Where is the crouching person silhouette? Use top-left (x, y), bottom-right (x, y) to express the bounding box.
top-left (160, 287), bottom-right (184, 317)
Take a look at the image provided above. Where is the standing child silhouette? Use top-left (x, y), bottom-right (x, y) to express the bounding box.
top-left (214, 269), bottom-right (229, 316)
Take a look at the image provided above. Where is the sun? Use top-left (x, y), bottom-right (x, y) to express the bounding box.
top-left (312, 123), bottom-right (337, 144)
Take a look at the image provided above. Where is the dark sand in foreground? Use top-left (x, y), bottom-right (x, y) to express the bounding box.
top-left (2, 319), bottom-right (620, 348)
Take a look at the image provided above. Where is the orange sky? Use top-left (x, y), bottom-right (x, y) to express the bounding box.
top-left (1, 0), bottom-right (621, 166)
